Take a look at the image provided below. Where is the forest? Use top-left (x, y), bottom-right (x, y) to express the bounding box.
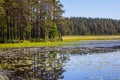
top-left (0, 0), bottom-right (120, 43)
top-left (0, 0), bottom-right (64, 43)
top-left (61, 17), bottom-right (120, 35)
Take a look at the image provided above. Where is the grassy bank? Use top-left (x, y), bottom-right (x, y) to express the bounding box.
top-left (0, 35), bottom-right (120, 49)
top-left (0, 41), bottom-right (64, 49)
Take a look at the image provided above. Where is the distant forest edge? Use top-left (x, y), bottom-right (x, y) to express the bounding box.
top-left (0, 0), bottom-right (120, 43)
top-left (62, 17), bottom-right (120, 35)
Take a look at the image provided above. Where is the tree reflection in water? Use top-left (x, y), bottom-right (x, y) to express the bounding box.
top-left (0, 48), bottom-right (68, 80)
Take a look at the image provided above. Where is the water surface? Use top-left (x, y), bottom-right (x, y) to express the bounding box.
top-left (63, 51), bottom-right (120, 80)
top-left (0, 40), bottom-right (120, 80)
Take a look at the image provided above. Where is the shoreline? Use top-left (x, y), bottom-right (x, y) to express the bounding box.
top-left (0, 35), bottom-right (120, 49)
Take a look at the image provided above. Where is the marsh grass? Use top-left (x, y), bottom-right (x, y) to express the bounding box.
top-left (0, 41), bottom-right (64, 48)
top-left (0, 35), bottom-right (120, 48)
top-left (62, 35), bottom-right (120, 41)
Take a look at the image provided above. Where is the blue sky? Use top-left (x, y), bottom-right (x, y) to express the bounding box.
top-left (60, 0), bottom-right (120, 19)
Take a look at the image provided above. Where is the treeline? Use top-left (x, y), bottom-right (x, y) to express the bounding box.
top-left (62, 17), bottom-right (120, 35)
top-left (0, 0), bottom-right (64, 43)
top-left (1, 0), bottom-right (120, 43)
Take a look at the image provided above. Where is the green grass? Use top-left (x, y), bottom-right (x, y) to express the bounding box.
top-left (0, 41), bottom-right (64, 49)
top-left (0, 35), bottom-right (120, 49)
top-left (62, 35), bottom-right (120, 41)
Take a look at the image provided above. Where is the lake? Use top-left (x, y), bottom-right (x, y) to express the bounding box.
top-left (0, 40), bottom-right (120, 80)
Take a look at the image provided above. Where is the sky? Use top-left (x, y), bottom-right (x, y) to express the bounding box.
top-left (60, 0), bottom-right (120, 20)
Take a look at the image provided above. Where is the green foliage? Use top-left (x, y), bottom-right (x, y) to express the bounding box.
top-left (0, 6), bottom-right (5, 14)
top-left (49, 24), bottom-right (58, 41)
top-left (6, 39), bottom-right (23, 43)
top-left (62, 17), bottom-right (120, 35)
top-left (0, 38), bottom-right (7, 43)
top-left (30, 38), bottom-right (44, 42)
top-left (0, 0), bottom-right (64, 43)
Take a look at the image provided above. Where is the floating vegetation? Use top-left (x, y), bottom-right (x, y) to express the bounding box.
top-left (0, 48), bottom-right (69, 80)
top-left (0, 74), bottom-right (9, 80)
top-left (0, 40), bottom-right (120, 80)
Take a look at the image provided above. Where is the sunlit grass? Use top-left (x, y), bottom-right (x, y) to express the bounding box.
top-left (0, 35), bottom-right (120, 49)
top-left (62, 35), bottom-right (120, 41)
top-left (0, 41), bottom-right (64, 49)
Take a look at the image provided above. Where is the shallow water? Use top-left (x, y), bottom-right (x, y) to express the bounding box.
top-left (79, 40), bottom-right (120, 48)
top-left (0, 40), bottom-right (120, 80)
top-left (63, 51), bottom-right (120, 80)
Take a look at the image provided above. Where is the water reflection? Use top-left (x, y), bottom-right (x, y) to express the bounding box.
top-left (0, 42), bottom-right (120, 80)
top-left (0, 48), bottom-right (68, 80)
top-left (63, 51), bottom-right (120, 80)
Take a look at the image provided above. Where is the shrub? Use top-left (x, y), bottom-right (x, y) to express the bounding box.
top-left (30, 38), bottom-right (43, 42)
top-left (6, 39), bottom-right (23, 43)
